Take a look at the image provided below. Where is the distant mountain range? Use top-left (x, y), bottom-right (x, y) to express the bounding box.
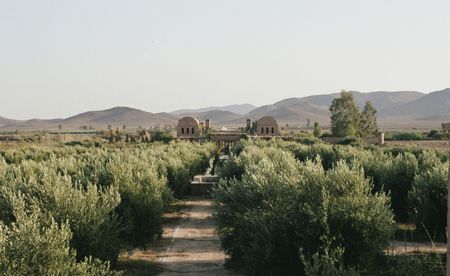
top-left (1, 88), bottom-right (449, 130)
top-left (171, 104), bottom-right (256, 116)
top-left (238, 90), bottom-right (429, 128)
top-left (0, 107), bottom-right (179, 130)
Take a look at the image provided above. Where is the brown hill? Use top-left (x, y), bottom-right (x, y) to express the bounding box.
top-left (0, 117), bottom-right (21, 128)
top-left (172, 104), bottom-right (256, 116)
top-left (238, 101), bottom-right (330, 126)
top-left (301, 91), bottom-right (424, 111)
top-left (234, 91), bottom-right (425, 127)
top-left (0, 107), bottom-right (178, 130)
top-left (380, 88), bottom-right (450, 119)
top-left (62, 107), bottom-right (177, 129)
top-left (178, 110), bottom-right (242, 126)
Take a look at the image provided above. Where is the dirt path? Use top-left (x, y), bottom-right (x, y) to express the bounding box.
top-left (122, 199), bottom-right (236, 275)
top-left (387, 240), bottom-right (446, 255)
top-left (157, 199), bottom-right (234, 275)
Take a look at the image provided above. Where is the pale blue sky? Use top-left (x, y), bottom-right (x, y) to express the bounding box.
top-left (1, 0), bottom-right (449, 119)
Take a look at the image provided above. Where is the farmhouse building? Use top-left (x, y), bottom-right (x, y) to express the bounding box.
top-left (176, 116), bottom-right (281, 150)
top-left (255, 116), bottom-right (279, 136)
top-left (177, 117), bottom-right (202, 139)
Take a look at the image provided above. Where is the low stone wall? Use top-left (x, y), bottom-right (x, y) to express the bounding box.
top-left (364, 137), bottom-right (380, 144)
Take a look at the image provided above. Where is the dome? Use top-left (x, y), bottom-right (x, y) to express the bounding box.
top-left (177, 117), bottom-right (200, 127)
top-left (257, 116), bottom-right (278, 126)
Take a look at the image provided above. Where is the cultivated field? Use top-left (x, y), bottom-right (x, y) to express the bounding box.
top-left (0, 137), bottom-right (448, 275)
top-left (385, 140), bottom-right (449, 151)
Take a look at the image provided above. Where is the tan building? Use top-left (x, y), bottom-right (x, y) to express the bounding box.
top-left (256, 116), bottom-right (279, 136)
top-left (177, 117), bottom-right (201, 138)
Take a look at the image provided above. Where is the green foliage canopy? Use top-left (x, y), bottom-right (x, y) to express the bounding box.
top-left (329, 91), bottom-right (378, 137)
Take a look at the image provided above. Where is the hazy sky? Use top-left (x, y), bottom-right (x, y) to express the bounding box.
top-left (1, 0), bottom-right (449, 119)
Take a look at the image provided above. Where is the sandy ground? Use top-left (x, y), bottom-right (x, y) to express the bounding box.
top-left (387, 240), bottom-right (446, 255)
top-left (122, 199), bottom-right (236, 275)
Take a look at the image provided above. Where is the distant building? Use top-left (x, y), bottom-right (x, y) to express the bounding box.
top-left (177, 117), bottom-right (202, 138)
top-left (256, 116), bottom-right (279, 136)
top-left (176, 115), bottom-right (280, 144)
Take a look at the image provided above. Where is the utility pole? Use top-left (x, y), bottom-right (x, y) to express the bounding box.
top-left (441, 123), bottom-right (450, 276)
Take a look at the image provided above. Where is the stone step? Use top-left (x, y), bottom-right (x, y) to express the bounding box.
top-left (192, 175), bottom-right (220, 183)
top-left (191, 182), bottom-right (218, 185)
top-left (190, 182), bottom-right (216, 196)
top-left (201, 176), bottom-right (220, 182)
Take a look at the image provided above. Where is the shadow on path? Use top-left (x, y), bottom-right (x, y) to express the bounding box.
top-left (121, 198), bottom-right (237, 276)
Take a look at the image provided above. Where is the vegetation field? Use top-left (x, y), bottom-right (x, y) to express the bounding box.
top-left (213, 139), bottom-right (448, 275)
top-left (0, 141), bottom-right (217, 275)
top-left (0, 132), bottom-right (449, 275)
top-left (384, 140), bottom-right (449, 150)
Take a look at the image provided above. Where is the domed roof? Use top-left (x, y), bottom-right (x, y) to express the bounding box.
top-left (257, 116), bottom-right (278, 126)
top-left (177, 117), bottom-right (200, 127)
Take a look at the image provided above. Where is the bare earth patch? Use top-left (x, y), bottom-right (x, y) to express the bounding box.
top-left (387, 240), bottom-right (446, 255)
top-left (121, 199), bottom-right (237, 275)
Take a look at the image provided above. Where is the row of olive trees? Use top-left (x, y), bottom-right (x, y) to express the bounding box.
top-left (261, 139), bottom-right (447, 238)
top-left (0, 194), bottom-right (118, 275)
top-left (0, 141), bottom-right (217, 274)
top-left (213, 143), bottom-right (394, 275)
top-left (215, 140), bottom-right (448, 274)
top-left (282, 141), bottom-right (448, 231)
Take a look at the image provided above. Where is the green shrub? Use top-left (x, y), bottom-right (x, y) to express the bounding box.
top-left (379, 153), bottom-right (419, 221)
top-left (213, 146), bottom-right (303, 274)
top-left (374, 254), bottom-right (445, 276)
top-left (409, 162), bottom-right (448, 240)
top-left (151, 130), bottom-right (173, 143)
top-left (417, 150), bottom-right (444, 173)
top-left (301, 248), bottom-right (359, 276)
top-left (106, 152), bottom-right (171, 245)
top-left (213, 145), bottom-right (394, 274)
top-left (337, 137), bottom-right (362, 146)
top-left (0, 196), bottom-right (118, 275)
top-left (386, 132), bottom-right (424, 141)
top-left (0, 160), bottom-right (122, 264)
top-left (427, 129), bottom-right (447, 140)
top-left (295, 132), bottom-right (323, 145)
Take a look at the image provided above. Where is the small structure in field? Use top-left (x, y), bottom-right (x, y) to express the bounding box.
top-left (255, 116), bottom-right (279, 136)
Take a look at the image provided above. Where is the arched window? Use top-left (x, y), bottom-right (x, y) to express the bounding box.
top-left (271, 127), bottom-right (274, 134)
top-left (261, 127), bottom-right (264, 134)
top-left (192, 127), bottom-right (195, 134)
top-left (181, 128), bottom-right (184, 134)
top-left (187, 128), bottom-right (190, 134)
top-left (266, 127), bottom-right (269, 134)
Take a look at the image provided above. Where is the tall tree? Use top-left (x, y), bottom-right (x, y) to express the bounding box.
top-left (329, 91), bottom-right (360, 137)
top-left (313, 121), bottom-right (321, 137)
top-left (360, 101), bottom-right (378, 137)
